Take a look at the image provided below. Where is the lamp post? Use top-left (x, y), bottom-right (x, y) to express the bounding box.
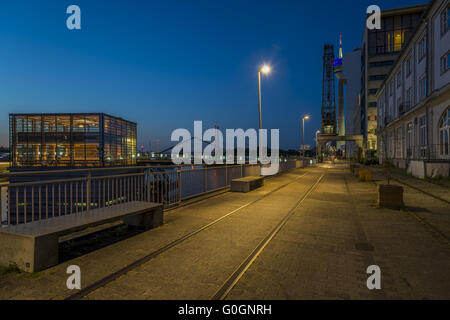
top-left (301, 115), bottom-right (310, 158)
top-left (258, 65), bottom-right (271, 155)
top-left (315, 130), bottom-right (320, 163)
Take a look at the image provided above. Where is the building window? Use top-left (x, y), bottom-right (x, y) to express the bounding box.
top-left (406, 56), bottom-right (412, 77)
top-left (439, 108), bottom-right (450, 156)
top-left (368, 13), bottom-right (422, 56)
top-left (397, 97), bottom-right (402, 116)
top-left (369, 89), bottom-right (378, 95)
top-left (369, 75), bottom-right (386, 81)
top-left (397, 71), bottom-right (402, 87)
top-left (407, 122), bottom-right (413, 158)
top-left (394, 31), bottom-right (404, 52)
top-left (441, 52), bottom-right (450, 74)
top-left (388, 131), bottom-right (394, 158)
top-left (390, 81), bottom-right (394, 96)
top-left (396, 127), bottom-right (403, 158)
top-left (369, 61), bottom-right (394, 68)
top-left (419, 76), bottom-right (427, 100)
top-left (406, 87), bottom-right (412, 109)
top-left (418, 36), bottom-right (426, 61)
top-left (419, 115), bottom-right (427, 157)
top-left (369, 102), bottom-right (377, 108)
top-left (441, 6), bottom-right (450, 36)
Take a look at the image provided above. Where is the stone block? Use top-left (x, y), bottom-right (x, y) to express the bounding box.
top-left (378, 184), bottom-right (404, 209)
top-left (230, 176), bottom-right (264, 193)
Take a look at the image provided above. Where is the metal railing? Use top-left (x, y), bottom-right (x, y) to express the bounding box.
top-left (0, 161), bottom-right (300, 226)
top-left (384, 144), bottom-right (450, 162)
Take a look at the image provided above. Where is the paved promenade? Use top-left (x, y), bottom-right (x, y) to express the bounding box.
top-left (0, 164), bottom-right (449, 300)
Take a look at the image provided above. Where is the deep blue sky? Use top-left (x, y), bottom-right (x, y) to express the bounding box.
top-left (0, 0), bottom-right (428, 150)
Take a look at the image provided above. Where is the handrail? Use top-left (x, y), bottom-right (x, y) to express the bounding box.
top-left (0, 161), bottom-right (301, 227)
top-left (0, 163), bottom-right (262, 178)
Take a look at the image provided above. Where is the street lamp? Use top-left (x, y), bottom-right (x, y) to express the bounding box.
top-left (315, 130), bottom-right (321, 163)
top-left (258, 64), bottom-right (271, 155)
top-left (301, 115), bottom-right (310, 158)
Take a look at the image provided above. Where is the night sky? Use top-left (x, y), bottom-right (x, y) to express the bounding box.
top-left (0, 0), bottom-right (428, 150)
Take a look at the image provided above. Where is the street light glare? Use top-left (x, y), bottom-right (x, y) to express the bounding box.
top-left (304, 115), bottom-right (310, 120)
top-left (260, 65), bottom-right (271, 74)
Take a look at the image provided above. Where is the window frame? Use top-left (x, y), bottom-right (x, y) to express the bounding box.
top-left (438, 108), bottom-right (450, 157)
top-left (441, 5), bottom-right (450, 36)
top-left (397, 70), bottom-right (402, 88)
top-left (406, 55), bottom-right (412, 78)
top-left (441, 51), bottom-right (450, 75)
top-left (418, 35), bottom-right (427, 62)
top-left (419, 75), bottom-right (427, 100)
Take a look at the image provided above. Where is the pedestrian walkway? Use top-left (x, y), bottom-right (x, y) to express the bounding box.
top-left (0, 165), bottom-right (449, 300)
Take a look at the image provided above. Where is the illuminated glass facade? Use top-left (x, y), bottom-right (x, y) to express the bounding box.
top-left (368, 12), bottom-right (423, 56)
top-left (9, 113), bottom-right (136, 167)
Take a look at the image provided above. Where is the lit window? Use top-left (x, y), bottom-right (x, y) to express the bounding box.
top-left (394, 30), bottom-right (404, 52)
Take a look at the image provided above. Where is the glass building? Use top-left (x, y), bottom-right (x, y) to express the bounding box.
top-left (9, 113), bottom-right (136, 167)
top-left (360, 4), bottom-right (426, 158)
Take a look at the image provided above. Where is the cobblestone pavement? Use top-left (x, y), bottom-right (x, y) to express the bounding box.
top-left (227, 167), bottom-right (450, 300)
top-left (0, 165), bottom-right (449, 300)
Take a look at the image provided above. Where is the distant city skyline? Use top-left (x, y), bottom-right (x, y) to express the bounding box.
top-left (0, 0), bottom-right (428, 150)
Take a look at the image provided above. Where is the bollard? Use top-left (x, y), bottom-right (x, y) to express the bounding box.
top-left (359, 170), bottom-right (372, 182)
top-left (350, 164), bottom-right (360, 175)
top-left (378, 184), bottom-right (404, 209)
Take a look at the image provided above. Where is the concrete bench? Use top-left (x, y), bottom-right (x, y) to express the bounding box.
top-left (230, 176), bottom-right (264, 193)
top-left (0, 201), bottom-right (163, 272)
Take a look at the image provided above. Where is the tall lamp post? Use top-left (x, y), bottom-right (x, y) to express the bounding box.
top-left (301, 115), bottom-right (310, 158)
top-left (258, 65), bottom-right (271, 154)
top-left (315, 130), bottom-right (321, 163)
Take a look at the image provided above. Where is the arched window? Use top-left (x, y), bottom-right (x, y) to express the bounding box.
top-left (439, 107), bottom-right (450, 157)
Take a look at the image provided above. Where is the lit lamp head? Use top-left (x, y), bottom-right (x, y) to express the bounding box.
top-left (303, 115), bottom-right (310, 120)
top-left (259, 65), bottom-right (271, 74)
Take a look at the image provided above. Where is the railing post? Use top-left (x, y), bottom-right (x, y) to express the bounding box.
top-left (86, 172), bottom-right (91, 214)
top-left (147, 170), bottom-right (151, 202)
top-left (204, 166), bottom-right (207, 192)
top-left (0, 186), bottom-right (3, 227)
top-left (178, 165), bottom-right (182, 203)
top-left (225, 165), bottom-right (228, 186)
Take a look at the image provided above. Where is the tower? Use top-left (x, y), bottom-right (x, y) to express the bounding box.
top-left (334, 35), bottom-right (346, 140)
top-left (321, 44), bottom-right (336, 135)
